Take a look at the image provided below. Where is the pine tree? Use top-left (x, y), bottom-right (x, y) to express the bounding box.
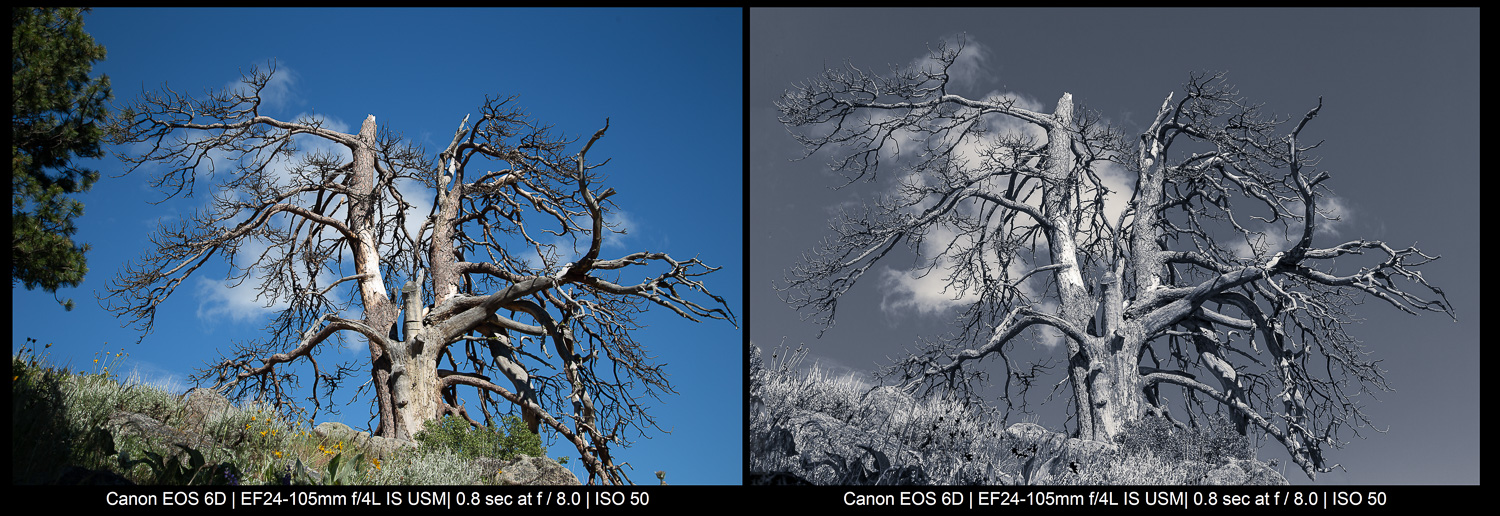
top-left (11, 7), bottom-right (112, 310)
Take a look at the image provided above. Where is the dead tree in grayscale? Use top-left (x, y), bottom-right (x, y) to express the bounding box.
top-left (774, 39), bottom-right (1453, 480)
top-left (103, 62), bottom-right (736, 485)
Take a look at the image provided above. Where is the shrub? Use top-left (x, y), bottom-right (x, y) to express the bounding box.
top-left (1193, 414), bottom-right (1253, 464)
top-left (1114, 413), bottom-right (1252, 466)
top-left (414, 414), bottom-right (545, 462)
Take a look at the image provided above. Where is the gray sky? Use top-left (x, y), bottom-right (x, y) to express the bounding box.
top-left (750, 8), bottom-right (1478, 485)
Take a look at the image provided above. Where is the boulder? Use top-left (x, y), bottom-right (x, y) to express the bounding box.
top-left (106, 410), bottom-right (223, 462)
top-left (1005, 422), bottom-right (1065, 448)
top-left (1004, 422), bottom-right (1068, 461)
top-left (366, 434), bottom-right (419, 459)
top-left (759, 426), bottom-right (797, 457)
top-left (861, 386), bottom-right (916, 418)
top-left (774, 410), bottom-right (929, 485)
top-left (1202, 458), bottom-right (1288, 486)
top-left (1046, 437), bottom-right (1119, 477)
top-left (180, 387), bottom-right (233, 433)
top-left (1202, 460), bottom-right (1249, 485)
top-left (311, 421), bottom-right (416, 459)
top-left (481, 454), bottom-right (581, 485)
top-left (313, 421), bottom-right (363, 444)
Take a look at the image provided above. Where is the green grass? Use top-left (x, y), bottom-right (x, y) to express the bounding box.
top-left (749, 343), bottom-right (1282, 485)
top-left (12, 338), bottom-right (564, 485)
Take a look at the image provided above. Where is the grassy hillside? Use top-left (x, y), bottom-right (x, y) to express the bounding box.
top-left (749, 343), bottom-right (1287, 485)
top-left (12, 338), bottom-right (559, 485)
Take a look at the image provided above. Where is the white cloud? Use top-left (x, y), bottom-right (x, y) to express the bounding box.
top-left (907, 33), bottom-right (994, 96)
top-left (1029, 299), bottom-right (1065, 350)
top-left (225, 61), bottom-right (302, 114)
top-left (854, 37), bottom-right (1134, 351)
top-left (879, 264), bottom-right (972, 317)
top-left (194, 256), bottom-right (286, 327)
top-left (1222, 193), bottom-right (1354, 261)
top-left (1094, 159), bottom-right (1137, 230)
top-left (1314, 195), bottom-right (1352, 239)
top-left (602, 209), bottom-right (636, 252)
top-left (187, 106), bottom-right (373, 328)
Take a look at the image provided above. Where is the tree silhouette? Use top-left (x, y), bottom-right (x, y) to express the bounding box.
top-left (775, 39), bottom-right (1452, 479)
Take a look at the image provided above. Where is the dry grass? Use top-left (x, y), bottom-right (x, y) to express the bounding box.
top-left (12, 341), bottom-right (531, 485)
top-left (749, 343), bottom-right (1281, 485)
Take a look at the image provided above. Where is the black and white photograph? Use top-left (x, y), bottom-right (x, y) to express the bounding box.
top-left (750, 8), bottom-right (1478, 487)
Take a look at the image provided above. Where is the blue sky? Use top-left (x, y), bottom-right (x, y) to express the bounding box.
top-left (752, 8), bottom-right (1478, 485)
top-left (13, 8), bottom-right (743, 485)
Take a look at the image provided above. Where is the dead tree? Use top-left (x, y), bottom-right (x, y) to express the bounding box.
top-left (774, 40), bottom-right (1452, 479)
top-left (104, 62), bottom-right (735, 485)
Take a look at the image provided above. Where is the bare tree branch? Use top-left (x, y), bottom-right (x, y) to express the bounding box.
top-left (105, 63), bottom-right (734, 485)
top-left (781, 44), bottom-right (1453, 480)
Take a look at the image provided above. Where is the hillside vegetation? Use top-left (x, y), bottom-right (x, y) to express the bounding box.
top-left (749, 344), bottom-right (1287, 485)
top-left (12, 338), bottom-right (574, 485)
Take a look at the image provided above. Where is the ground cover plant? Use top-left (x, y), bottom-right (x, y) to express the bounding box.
top-left (12, 338), bottom-right (572, 485)
top-left (749, 343), bottom-right (1283, 485)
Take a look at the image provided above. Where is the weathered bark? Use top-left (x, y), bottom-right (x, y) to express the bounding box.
top-left (346, 115), bottom-right (404, 439)
top-left (383, 273), bottom-right (440, 441)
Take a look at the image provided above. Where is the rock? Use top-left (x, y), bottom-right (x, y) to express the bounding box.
top-left (771, 410), bottom-right (931, 485)
top-left (1005, 422), bottom-right (1061, 446)
top-left (314, 421), bottom-right (363, 443)
top-left (181, 387), bottom-right (233, 432)
top-left (1202, 460), bottom-right (1249, 485)
top-left (859, 386), bottom-right (920, 423)
top-left (366, 434), bottom-right (418, 459)
top-left (310, 421), bottom-right (415, 459)
top-left (1047, 437), bottom-right (1119, 477)
top-left (1005, 422), bottom-right (1068, 461)
top-left (105, 410), bottom-right (223, 462)
top-left (1210, 458), bottom-right (1288, 486)
top-left (1199, 458), bottom-right (1288, 485)
top-left (782, 410), bottom-right (924, 483)
top-left (482, 454), bottom-right (581, 485)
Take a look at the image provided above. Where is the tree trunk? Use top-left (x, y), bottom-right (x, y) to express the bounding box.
top-left (1067, 93), bottom-right (1179, 443)
top-left (386, 341), bottom-right (442, 441)
top-left (1038, 92), bottom-right (1140, 442)
top-left (1084, 333), bottom-right (1146, 441)
top-left (341, 114), bottom-right (441, 442)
